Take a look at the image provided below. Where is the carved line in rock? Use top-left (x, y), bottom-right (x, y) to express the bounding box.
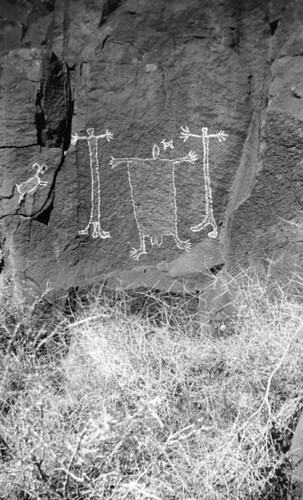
top-left (71, 127), bottom-right (113, 239)
top-left (16, 163), bottom-right (48, 203)
top-left (110, 145), bottom-right (198, 261)
top-left (161, 138), bottom-right (174, 151)
top-left (180, 126), bottom-right (228, 238)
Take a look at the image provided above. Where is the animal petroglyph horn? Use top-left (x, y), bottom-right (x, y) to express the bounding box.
top-left (16, 163), bottom-right (48, 203)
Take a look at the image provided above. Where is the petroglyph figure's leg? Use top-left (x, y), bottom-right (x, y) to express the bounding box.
top-left (28, 186), bottom-right (39, 196)
top-left (130, 232), bottom-right (147, 261)
top-left (191, 216), bottom-right (218, 238)
top-left (74, 130), bottom-right (113, 240)
top-left (16, 187), bottom-right (25, 203)
top-left (173, 233), bottom-right (191, 252)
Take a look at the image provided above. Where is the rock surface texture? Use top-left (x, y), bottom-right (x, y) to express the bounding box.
top-left (0, 0), bottom-right (303, 298)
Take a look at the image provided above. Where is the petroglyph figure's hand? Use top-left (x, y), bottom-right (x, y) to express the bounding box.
top-left (217, 130), bottom-right (228, 142)
top-left (71, 133), bottom-right (78, 145)
top-left (187, 151), bottom-right (198, 163)
top-left (109, 156), bottom-right (116, 168)
top-left (180, 125), bottom-right (191, 142)
top-left (105, 129), bottom-right (114, 142)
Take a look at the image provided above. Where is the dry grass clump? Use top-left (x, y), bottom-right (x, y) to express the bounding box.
top-left (0, 272), bottom-right (303, 499)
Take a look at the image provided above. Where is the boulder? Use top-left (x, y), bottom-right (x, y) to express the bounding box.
top-left (0, 0), bottom-right (302, 303)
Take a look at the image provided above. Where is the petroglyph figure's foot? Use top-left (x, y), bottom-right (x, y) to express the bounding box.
top-left (91, 222), bottom-right (111, 239)
top-left (99, 230), bottom-right (111, 239)
top-left (174, 236), bottom-right (191, 252)
top-left (184, 241), bottom-right (191, 252)
top-left (208, 229), bottom-right (218, 239)
top-left (191, 215), bottom-right (218, 238)
top-left (130, 234), bottom-right (146, 260)
top-left (130, 248), bottom-right (147, 261)
top-left (79, 229), bottom-right (89, 235)
top-left (92, 229), bottom-right (111, 239)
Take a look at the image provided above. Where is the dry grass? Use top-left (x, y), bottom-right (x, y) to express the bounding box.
top-left (0, 271), bottom-right (303, 499)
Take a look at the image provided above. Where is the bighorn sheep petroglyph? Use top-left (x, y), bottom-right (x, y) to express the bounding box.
top-left (16, 163), bottom-right (48, 203)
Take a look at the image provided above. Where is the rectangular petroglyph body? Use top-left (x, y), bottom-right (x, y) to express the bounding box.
top-left (128, 159), bottom-right (177, 237)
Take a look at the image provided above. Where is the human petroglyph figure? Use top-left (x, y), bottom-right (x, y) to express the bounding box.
top-left (180, 126), bottom-right (228, 238)
top-left (110, 146), bottom-right (198, 261)
top-left (16, 163), bottom-right (48, 203)
top-left (71, 127), bottom-right (113, 239)
top-left (161, 139), bottom-right (174, 151)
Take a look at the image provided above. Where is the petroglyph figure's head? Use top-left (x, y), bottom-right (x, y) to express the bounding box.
top-left (87, 128), bottom-right (95, 136)
top-left (152, 144), bottom-right (160, 159)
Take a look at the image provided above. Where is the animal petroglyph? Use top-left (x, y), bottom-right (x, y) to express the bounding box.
top-left (71, 127), bottom-right (113, 239)
top-left (180, 126), bottom-right (228, 238)
top-left (16, 163), bottom-right (48, 203)
top-left (110, 146), bottom-right (198, 260)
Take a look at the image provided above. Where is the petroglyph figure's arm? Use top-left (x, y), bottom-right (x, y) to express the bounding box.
top-left (180, 126), bottom-right (228, 143)
top-left (71, 132), bottom-right (87, 145)
top-left (173, 150), bottom-right (199, 164)
top-left (208, 130), bottom-right (228, 142)
top-left (110, 157), bottom-right (130, 168)
top-left (161, 150), bottom-right (198, 165)
top-left (180, 126), bottom-right (202, 142)
top-left (110, 156), bottom-right (154, 168)
top-left (96, 129), bottom-right (114, 142)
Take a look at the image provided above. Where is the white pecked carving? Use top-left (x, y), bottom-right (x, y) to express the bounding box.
top-left (110, 146), bottom-right (198, 260)
top-left (161, 139), bottom-right (174, 151)
top-left (16, 163), bottom-right (48, 203)
top-left (71, 127), bottom-right (113, 239)
top-left (180, 126), bottom-right (228, 238)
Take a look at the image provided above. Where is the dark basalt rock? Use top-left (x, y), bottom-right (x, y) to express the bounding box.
top-left (0, 0), bottom-right (302, 303)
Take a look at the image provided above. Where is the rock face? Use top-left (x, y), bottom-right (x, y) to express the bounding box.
top-left (0, 0), bottom-right (302, 300)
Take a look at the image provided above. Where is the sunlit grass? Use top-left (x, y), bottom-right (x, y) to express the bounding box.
top-left (0, 270), bottom-right (303, 499)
